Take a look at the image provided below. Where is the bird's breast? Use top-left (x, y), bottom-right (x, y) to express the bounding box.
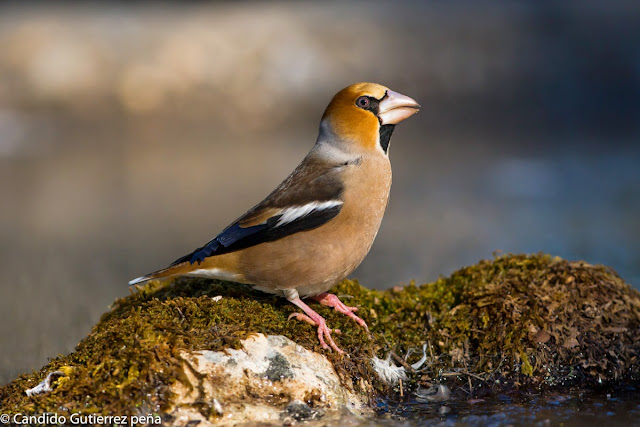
top-left (339, 155), bottom-right (392, 252)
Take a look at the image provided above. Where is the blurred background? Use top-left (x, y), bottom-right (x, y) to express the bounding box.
top-left (0, 0), bottom-right (638, 385)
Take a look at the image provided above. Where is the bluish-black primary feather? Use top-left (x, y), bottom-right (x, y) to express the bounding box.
top-left (170, 203), bottom-right (342, 266)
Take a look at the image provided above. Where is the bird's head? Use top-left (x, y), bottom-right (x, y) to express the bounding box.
top-left (320, 82), bottom-right (420, 155)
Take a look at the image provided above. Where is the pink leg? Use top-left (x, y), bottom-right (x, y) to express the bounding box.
top-left (288, 297), bottom-right (344, 354)
top-left (312, 293), bottom-right (369, 332)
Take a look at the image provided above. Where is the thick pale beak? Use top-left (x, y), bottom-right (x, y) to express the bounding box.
top-left (378, 90), bottom-right (421, 125)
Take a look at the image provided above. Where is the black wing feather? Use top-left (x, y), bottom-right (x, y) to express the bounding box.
top-left (170, 204), bottom-right (341, 266)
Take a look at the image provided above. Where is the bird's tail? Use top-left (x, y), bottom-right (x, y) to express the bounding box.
top-left (128, 262), bottom-right (192, 286)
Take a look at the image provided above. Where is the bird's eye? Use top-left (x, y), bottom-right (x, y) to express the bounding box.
top-left (356, 96), bottom-right (370, 108)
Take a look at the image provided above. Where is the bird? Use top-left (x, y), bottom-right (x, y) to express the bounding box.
top-left (129, 82), bottom-right (420, 353)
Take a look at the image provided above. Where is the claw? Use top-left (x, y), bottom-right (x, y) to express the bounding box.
top-left (288, 313), bottom-right (342, 335)
top-left (313, 293), bottom-right (370, 333)
top-left (288, 312), bottom-right (317, 327)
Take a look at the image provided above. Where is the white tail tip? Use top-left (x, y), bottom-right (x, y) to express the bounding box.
top-left (128, 275), bottom-right (150, 286)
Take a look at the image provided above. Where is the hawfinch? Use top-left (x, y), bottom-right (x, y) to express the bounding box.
top-left (130, 83), bottom-right (420, 353)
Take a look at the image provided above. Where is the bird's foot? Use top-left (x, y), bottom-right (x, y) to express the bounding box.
top-left (288, 312), bottom-right (318, 327)
top-left (313, 293), bottom-right (369, 333)
top-left (288, 313), bottom-right (341, 334)
top-left (288, 298), bottom-right (344, 354)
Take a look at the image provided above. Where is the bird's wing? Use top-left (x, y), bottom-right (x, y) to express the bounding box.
top-left (170, 157), bottom-right (345, 266)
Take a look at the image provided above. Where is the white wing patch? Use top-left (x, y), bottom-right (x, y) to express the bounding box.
top-left (275, 200), bottom-right (343, 227)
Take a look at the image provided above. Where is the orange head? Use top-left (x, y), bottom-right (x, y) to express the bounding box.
top-left (320, 83), bottom-right (420, 154)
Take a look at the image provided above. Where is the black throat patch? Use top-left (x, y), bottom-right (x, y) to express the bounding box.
top-left (379, 124), bottom-right (395, 154)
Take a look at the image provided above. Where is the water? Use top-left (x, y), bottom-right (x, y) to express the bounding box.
top-left (377, 388), bottom-right (640, 426)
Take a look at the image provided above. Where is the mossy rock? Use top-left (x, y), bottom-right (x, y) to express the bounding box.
top-left (1, 253), bottom-right (639, 419)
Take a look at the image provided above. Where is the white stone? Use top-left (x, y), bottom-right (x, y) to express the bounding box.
top-left (170, 334), bottom-right (368, 426)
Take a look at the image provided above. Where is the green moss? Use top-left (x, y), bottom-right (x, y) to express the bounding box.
top-left (2, 253), bottom-right (639, 416)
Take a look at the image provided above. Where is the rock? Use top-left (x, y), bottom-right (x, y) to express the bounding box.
top-left (283, 400), bottom-right (322, 422)
top-left (415, 384), bottom-right (451, 403)
top-left (1, 254), bottom-right (639, 424)
top-left (171, 334), bottom-right (364, 425)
